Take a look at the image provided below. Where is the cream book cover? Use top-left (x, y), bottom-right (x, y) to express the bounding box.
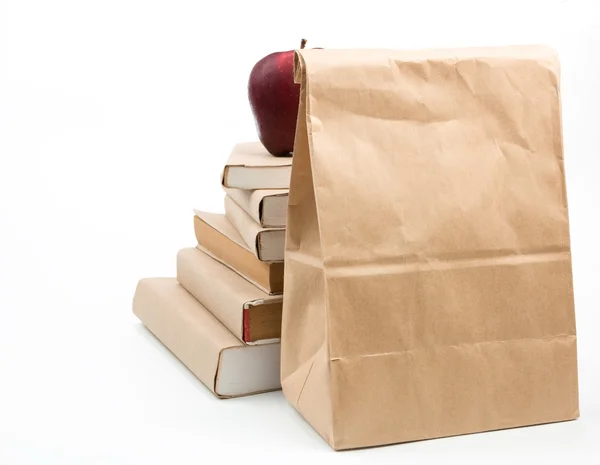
top-left (193, 211), bottom-right (284, 294)
top-left (221, 142), bottom-right (292, 189)
top-left (133, 278), bottom-right (281, 398)
top-left (224, 195), bottom-right (285, 262)
top-left (224, 187), bottom-right (288, 228)
top-left (176, 247), bottom-right (283, 344)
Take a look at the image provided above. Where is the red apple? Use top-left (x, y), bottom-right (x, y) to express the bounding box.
top-left (248, 40), bottom-right (308, 157)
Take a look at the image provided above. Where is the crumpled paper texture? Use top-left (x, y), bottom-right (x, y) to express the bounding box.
top-left (281, 45), bottom-right (579, 450)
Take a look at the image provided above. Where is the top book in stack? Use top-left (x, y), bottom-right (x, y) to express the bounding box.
top-left (221, 142), bottom-right (292, 190)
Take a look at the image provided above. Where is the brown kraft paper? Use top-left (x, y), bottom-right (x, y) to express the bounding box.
top-left (280, 45), bottom-right (579, 450)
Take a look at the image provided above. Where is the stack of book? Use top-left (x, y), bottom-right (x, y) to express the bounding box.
top-left (133, 142), bottom-right (291, 398)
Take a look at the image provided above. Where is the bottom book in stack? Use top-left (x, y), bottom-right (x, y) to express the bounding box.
top-left (133, 278), bottom-right (281, 398)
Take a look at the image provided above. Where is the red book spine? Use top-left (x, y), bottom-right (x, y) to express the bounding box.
top-left (242, 308), bottom-right (251, 342)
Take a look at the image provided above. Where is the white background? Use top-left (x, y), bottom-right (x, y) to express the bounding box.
top-left (1, 0), bottom-right (599, 463)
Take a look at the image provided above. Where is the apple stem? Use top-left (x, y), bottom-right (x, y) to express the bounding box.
top-left (300, 38), bottom-right (307, 49)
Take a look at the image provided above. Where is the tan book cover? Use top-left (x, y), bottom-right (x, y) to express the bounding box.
top-left (221, 142), bottom-right (292, 189)
top-left (177, 247), bottom-right (283, 343)
top-left (193, 211), bottom-right (283, 294)
top-left (224, 187), bottom-right (288, 228)
top-left (132, 278), bottom-right (281, 398)
top-left (224, 195), bottom-right (285, 262)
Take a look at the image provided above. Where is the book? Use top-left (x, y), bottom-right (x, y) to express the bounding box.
top-left (221, 141), bottom-right (292, 190)
top-left (224, 187), bottom-right (288, 228)
top-left (177, 247), bottom-right (283, 344)
top-left (193, 210), bottom-right (284, 294)
top-left (132, 278), bottom-right (281, 398)
top-left (224, 195), bottom-right (285, 262)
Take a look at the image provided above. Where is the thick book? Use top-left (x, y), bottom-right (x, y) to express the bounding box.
top-left (224, 195), bottom-right (285, 262)
top-left (132, 278), bottom-right (281, 398)
top-left (224, 187), bottom-right (288, 228)
top-left (177, 247), bottom-right (283, 344)
top-left (193, 210), bottom-right (284, 294)
top-left (221, 141), bottom-right (292, 190)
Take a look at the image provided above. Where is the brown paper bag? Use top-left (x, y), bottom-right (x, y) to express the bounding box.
top-left (281, 45), bottom-right (579, 451)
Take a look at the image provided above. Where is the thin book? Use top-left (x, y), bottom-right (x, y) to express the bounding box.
top-left (221, 141), bottom-right (292, 190)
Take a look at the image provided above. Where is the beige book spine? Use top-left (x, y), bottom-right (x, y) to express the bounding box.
top-left (132, 278), bottom-right (242, 396)
top-left (176, 247), bottom-right (279, 342)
